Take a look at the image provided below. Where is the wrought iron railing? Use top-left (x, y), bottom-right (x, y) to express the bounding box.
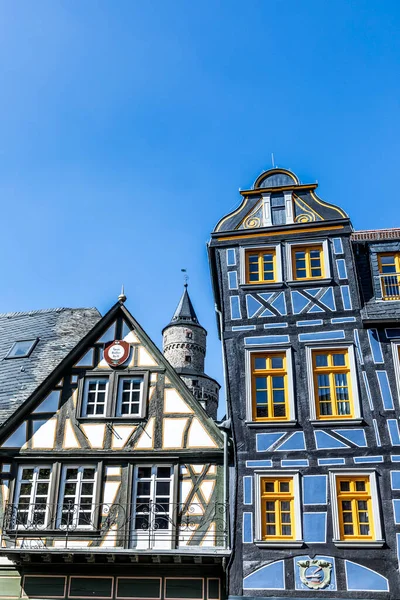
top-left (379, 273), bottom-right (400, 300)
top-left (2, 501), bottom-right (229, 550)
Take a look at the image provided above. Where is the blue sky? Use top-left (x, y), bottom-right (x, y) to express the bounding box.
top-left (0, 1), bottom-right (399, 416)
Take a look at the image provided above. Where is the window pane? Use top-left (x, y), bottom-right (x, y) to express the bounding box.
top-left (356, 481), bottom-right (366, 492)
top-left (157, 467), bottom-right (171, 478)
top-left (254, 357), bottom-right (266, 370)
top-left (333, 353), bottom-right (346, 366)
top-left (315, 354), bottom-right (328, 367)
top-left (271, 356), bottom-right (283, 369)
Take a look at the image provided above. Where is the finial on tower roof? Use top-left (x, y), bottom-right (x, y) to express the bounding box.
top-left (118, 284), bottom-right (127, 303)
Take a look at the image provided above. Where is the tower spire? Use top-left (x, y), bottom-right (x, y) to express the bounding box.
top-left (169, 285), bottom-right (199, 326)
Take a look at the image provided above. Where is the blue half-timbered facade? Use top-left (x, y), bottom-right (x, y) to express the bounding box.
top-left (208, 167), bottom-right (400, 599)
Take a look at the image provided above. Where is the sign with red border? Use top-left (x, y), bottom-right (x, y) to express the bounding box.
top-left (104, 340), bottom-right (130, 366)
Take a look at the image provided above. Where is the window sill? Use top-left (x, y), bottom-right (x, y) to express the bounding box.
top-left (333, 540), bottom-right (385, 548)
top-left (246, 420), bottom-right (297, 428)
top-left (286, 278), bottom-right (332, 287)
top-left (255, 540), bottom-right (304, 548)
top-left (241, 282), bottom-right (285, 291)
top-left (310, 419), bottom-right (363, 427)
top-left (77, 416), bottom-right (146, 422)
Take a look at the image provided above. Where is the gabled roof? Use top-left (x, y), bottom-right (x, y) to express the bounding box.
top-left (0, 301), bottom-right (224, 448)
top-left (213, 167), bottom-right (349, 234)
top-left (0, 307), bottom-right (101, 425)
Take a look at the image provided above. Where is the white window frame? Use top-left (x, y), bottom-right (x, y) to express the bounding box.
top-left (131, 464), bottom-right (175, 550)
top-left (13, 465), bottom-right (53, 529)
top-left (81, 377), bottom-right (110, 418)
top-left (286, 239), bottom-right (331, 283)
top-left (306, 343), bottom-right (362, 425)
top-left (329, 470), bottom-right (384, 547)
top-left (245, 347), bottom-right (295, 425)
top-left (391, 341), bottom-right (400, 405)
top-left (57, 465), bottom-right (98, 530)
top-left (254, 470), bottom-right (303, 547)
top-left (240, 244), bottom-right (282, 286)
top-left (116, 375), bottom-right (145, 418)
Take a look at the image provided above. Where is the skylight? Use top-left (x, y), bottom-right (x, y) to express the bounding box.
top-left (6, 339), bottom-right (38, 359)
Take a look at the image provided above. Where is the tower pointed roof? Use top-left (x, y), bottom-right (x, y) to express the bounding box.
top-left (167, 284), bottom-right (201, 328)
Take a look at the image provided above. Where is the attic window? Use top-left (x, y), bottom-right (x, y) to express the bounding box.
top-left (6, 339), bottom-right (38, 359)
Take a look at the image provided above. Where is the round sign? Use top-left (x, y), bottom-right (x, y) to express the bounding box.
top-left (104, 340), bottom-right (130, 366)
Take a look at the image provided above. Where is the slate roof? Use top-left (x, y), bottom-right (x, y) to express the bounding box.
top-left (165, 285), bottom-right (201, 328)
top-left (0, 307), bottom-right (101, 426)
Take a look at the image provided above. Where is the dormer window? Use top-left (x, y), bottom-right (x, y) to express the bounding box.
top-left (378, 253), bottom-right (400, 300)
top-left (5, 339), bottom-right (38, 359)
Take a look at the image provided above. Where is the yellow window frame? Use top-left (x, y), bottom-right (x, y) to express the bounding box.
top-left (251, 353), bottom-right (288, 422)
top-left (312, 349), bottom-right (354, 420)
top-left (336, 476), bottom-right (375, 540)
top-left (261, 477), bottom-right (295, 540)
top-left (245, 249), bottom-right (277, 284)
top-left (292, 244), bottom-right (324, 280)
top-left (378, 252), bottom-right (400, 300)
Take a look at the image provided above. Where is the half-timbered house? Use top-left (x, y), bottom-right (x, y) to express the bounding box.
top-left (0, 292), bottom-right (229, 600)
top-left (208, 167), bottom-right (400, 599)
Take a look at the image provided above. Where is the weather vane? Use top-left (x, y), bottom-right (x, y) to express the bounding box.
top-left (181, 268), bottom-right (189, 287)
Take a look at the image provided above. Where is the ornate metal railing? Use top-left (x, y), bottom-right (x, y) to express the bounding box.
top-left (379, 273), bottom-right (400, 300)
top-left (2, 502), bottom-right (229, 550)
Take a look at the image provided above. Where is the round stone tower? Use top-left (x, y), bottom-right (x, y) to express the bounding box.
top-left (162, 285), bottom-right (220, 420)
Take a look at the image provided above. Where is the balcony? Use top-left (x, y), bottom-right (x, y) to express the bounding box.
top-left (1, 502), bottom-right (229, 563)
top-left (380, 273), bottom-right (400, 301)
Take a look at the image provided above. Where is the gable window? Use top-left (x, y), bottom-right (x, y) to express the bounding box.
top-left (307, 345), bottom-right (361, 423)
top-left (246, 349), bottom-right (295, 424)
top-left (330, 472), bottom-right (383, 547)
top-left (78, 371), bottom-right (148, 420)
top-left (116, 376), bottom-right (143, 417)
top-left (378, 253), bottom-right (400, 300)
top-left (255, 472), bottom-right (302, 547)
top-left (82, 377), bottom-right (109, 417)
top-left (5, 339), bottom-right (38, 359)
top-left (58, 466), bottom-right (97, 529)
top-left (132, 465), bottom-right (174, 549)
top-left (292, 244), bottom-right (324, 280)
top-left (270, 194), bottom-right (286, 225)
top-left (13, 466), bottom-right (52, 528)
top-left (245, 249), bottom-right (276, 284)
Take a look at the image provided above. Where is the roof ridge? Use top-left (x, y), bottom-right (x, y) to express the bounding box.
top-left (0, 307), bottom-right (98, 319)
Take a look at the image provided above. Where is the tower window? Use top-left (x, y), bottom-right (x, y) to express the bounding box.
top-left (192, 379), bottom-right (198, 386)
top-left (186, 331), bottom-right (193, 339)
top-left (185, 356), bottom-right (192, 363)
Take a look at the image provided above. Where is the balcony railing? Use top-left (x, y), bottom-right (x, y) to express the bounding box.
top-left (379, 273), bottom-right (400, 300)
top-left (2, 501), bottom-right (229, 551)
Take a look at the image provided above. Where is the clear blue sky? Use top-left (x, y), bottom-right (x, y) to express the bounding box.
top-left (0, 1), bottom-right (399, 416)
